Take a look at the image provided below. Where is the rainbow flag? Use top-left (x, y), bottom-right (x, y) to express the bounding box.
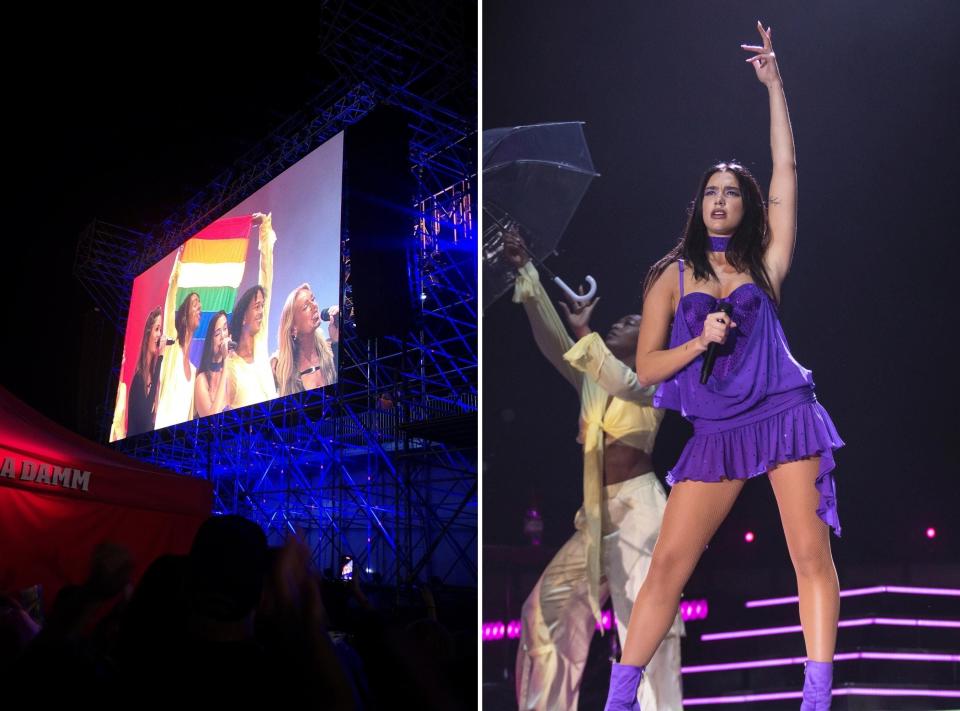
top-left (176, 215), bottom-right (253, 365)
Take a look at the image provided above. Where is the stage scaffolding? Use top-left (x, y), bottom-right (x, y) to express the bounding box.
top-left (73, 1), bottom-right (476, 589)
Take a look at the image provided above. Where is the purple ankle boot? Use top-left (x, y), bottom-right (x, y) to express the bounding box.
top-left (800, 660), bottom-right (833, 710)
top-left (603, 662), bottom-right (643, 711)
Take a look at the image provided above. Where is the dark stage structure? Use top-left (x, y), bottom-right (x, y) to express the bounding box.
top-left (74, 2), bottom-right (477, 592)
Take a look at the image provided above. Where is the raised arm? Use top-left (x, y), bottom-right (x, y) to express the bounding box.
top-left (155, 248), bottom-right (184, 424)
top-left (162, 246), bottom-right (183, 343)
top-left (513, 263), bottom-right (582, 390)
top-left (743, 21), bottom-right (797, 293)
top-left (635, 262), bottom-right (736, 387)
top-left (253, 212), bottom-right (276, 361)
top-left (504, 230), bottom-right (581, 390)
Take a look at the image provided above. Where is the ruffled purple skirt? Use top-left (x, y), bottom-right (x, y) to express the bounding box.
top-left (666, 388), bottom-right (844, 536)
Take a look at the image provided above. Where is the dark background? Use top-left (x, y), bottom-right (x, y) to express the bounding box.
top-left (483, 1), bottom-right (959, 579)
top-left (3, 9), bottom-right (338, 434)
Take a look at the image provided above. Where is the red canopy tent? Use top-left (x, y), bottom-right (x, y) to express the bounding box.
top-left (0, 386), bottom-right (212, 608)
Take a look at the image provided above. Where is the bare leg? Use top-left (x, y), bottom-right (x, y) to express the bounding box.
top-left (619, 478), bottom-right (744, 666)
top-left (768, 458), bottom-right (839, 662)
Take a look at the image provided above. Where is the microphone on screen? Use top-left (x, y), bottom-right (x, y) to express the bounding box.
top-left (321, 307), bottom-right (340, 322)
top-left (700, 301), bottom-right (734, 385)
top-left (227, 339), bottom-right (238, 351)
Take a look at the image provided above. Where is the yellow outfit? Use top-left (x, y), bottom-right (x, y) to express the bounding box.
top-left (512, 262), bottom-right (684, 710)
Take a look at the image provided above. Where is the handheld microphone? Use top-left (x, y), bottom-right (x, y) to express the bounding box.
top-left (227, 339), bottom-right (238, 351)
top-left (700, 302), bottom-right (734, 385)
top-left (321, 307), bottom-right (340, 322)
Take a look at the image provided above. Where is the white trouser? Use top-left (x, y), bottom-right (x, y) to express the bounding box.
top-left (516, 472), bottom-right (685, 711)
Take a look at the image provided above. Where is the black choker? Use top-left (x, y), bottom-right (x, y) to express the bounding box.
top-left (209, 361), bottom-right (224, 372)
top-left (299, 364), bottom-right (325, 377)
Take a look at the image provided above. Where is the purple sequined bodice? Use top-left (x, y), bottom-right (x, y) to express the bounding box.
top-left (655, 280), bottom-right (815, 429)
top-left (651, 260), bottom-right (844, 538)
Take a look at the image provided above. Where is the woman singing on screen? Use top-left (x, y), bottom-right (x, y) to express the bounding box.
top-left (604, 24), bottom-right (843, 710)
top-left (274, 283), bottom-right (338, 396)
top-left (194, 310), bottom-right (232, 417)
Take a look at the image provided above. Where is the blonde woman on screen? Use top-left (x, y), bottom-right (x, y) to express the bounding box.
top-left (274, 283), bottom-right (337, 396)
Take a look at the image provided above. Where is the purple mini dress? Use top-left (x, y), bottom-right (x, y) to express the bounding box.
top-left (654, 260), bottom-right (843, 535)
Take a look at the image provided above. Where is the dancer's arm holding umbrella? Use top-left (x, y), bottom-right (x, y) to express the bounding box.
top-left (504, 229), bottom-right (582, 390)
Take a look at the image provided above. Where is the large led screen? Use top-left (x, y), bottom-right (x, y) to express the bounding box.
top-left (110, 132), bottom-right (343, 441)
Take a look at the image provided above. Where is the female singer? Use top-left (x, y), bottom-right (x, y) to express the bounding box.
top-left (274, 283), bottom-right (337, 396)
top-left (605, 24), bottom-right (842, 710)
top-left (194, 310), bottom-right (232, 417)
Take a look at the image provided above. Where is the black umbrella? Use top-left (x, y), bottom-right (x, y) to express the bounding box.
top-left (482, 122), bottom-right (600, 311)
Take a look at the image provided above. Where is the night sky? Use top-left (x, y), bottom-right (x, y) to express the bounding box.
top-left (482, 1), bottom-right (959, 573)
top-left (5, 9), bottom-right (338, 435)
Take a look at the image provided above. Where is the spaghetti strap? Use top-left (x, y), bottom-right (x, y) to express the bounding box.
top-left (678, 259), bottom-right (685, 298)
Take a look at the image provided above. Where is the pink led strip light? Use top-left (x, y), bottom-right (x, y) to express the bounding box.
top-left (745, 585), bottom-right (960, 608)
top-left (701, 617), bottom-right (960, 642)
top-left (683, 651), bottom-right (960, 674)
top-left (482, 599), bottom-right (708, 642)
top-left (683, 688), bottom-right (960, 705)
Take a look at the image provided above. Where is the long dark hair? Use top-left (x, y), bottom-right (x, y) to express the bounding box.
top-left (175, 291), bottom-right (200, 346)
top-left (135, 307), bottom-right (163, 395)
top-left (231, 285), bottom-right (265, 342)
top-left (643, 162), bottom-right (777, 303)
top-left (197, 310), bottom-right (229, 376)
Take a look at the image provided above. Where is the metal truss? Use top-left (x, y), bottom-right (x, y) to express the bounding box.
top-left (74, 221), bottom-right (148, 329)
top-left (117, 386), bottom-right (474, 586)
top-left (76, 2), bottom-right (477, 589)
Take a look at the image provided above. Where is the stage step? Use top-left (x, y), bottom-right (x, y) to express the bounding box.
top-left (681, 584), bottom-right (960, 709)
top-left (481, 563), bottom-right (960, 709)
top-left (680, 685), bottom-right (960, 710)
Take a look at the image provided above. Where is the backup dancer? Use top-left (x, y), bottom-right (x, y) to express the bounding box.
top-left (506, 232), bottom-right (684, 711)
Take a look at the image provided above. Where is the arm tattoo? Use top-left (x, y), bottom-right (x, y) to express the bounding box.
top-left (769, 196), bottom-right (782, 206)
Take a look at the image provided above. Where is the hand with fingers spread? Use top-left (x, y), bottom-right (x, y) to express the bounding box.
top-left (741, 20), bottom-right (782, 87)
top-left (697, 309), bottom-right (737, 351)
top-left (558, 287), bottom-right (599, 340)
